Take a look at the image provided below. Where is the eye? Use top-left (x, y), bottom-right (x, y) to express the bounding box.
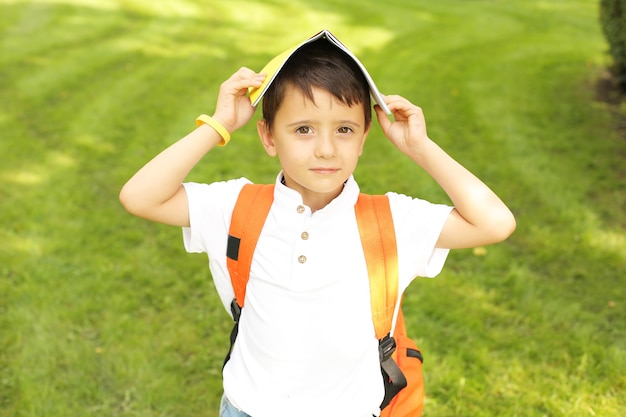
top-left (337, 126), bottom-right (354, 135)
top-left (296, 126), bottom-right (313, 135)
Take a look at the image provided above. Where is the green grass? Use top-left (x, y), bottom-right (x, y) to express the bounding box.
top-left (1, 0), bottom-right (624, 416)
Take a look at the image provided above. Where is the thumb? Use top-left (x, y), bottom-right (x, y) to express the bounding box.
top-left (374, 104), bottom-right (392, 134)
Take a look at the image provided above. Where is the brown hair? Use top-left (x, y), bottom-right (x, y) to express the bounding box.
top-left (261, 39), bottom-right (372, 131)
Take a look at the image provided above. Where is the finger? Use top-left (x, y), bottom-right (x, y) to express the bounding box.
top-left (383, 95), bottom-right (410, 111)
top-left (386, 98), bottom-right (423, 122)
top-left (374, 104), bottom-right (392, 132)
top-left (232, 66), bottom-right (260, 79)
top-left (381, 94), bottom-right (415, 116)
top-left (221, 73), bottom-right (266, 96)
top-left (236, 67), bottom-right (266, 84)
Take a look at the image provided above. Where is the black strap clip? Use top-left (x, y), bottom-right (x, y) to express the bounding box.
top-left (378, 333), bottom-right (407, 410)
top-left (224, 299), bottom-right (243, 369)
top-left (230, 299), bottom-right (242, 323)
top-left (378, 334), bottom-right (397, 362)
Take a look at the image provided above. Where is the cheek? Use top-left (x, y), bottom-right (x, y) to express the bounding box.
top-left (357, 140), bottom-right (366, 156)
top-left (275, 143), bottom-right (307, 165)
top-left (346, 138), bottom-right (367, 157)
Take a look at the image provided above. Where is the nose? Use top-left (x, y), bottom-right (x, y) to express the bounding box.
top-left (314, 131), bottom-right (336, 158)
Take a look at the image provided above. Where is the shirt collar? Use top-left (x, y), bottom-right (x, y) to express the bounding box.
top-left (273, 171), bottom-right (360, 217)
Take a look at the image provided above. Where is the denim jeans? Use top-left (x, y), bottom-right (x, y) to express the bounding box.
top-left (220, 394), bottom-right (252, 417)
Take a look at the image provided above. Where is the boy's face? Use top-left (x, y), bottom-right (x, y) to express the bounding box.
top-left (258, 84), bottom-right (370, 210)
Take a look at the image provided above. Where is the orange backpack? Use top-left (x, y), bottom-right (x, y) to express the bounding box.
top-left (225, 183), bottom-right (424, 416)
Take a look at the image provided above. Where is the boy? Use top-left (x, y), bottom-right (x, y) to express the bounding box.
top-left (120, 33), bottom-right (515, 417)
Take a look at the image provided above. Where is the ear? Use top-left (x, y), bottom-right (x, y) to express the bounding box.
top-left (257, 119), bottom-right (277, 157)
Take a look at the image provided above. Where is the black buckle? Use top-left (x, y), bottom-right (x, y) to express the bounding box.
top-left (224, 299), bottom-right (243, 369)
top-left (378, 334), bottom-right (396, 362)
top-left (230, 299), bottom-right (242, 322)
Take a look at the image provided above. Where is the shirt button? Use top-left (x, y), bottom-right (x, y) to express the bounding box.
top-left (296, 205), bottom-right (305, 214)
top-left (301, 231), bottom-right (309, 240)
top-left (298, 255), bottom-right (307, 264)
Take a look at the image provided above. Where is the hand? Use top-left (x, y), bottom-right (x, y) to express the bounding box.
top-left (375, 95), bottom-right (516, 249)
top-left (212, 67), bottom-right (266, 133)
top-left (374, 94), bottom-right (429, 157)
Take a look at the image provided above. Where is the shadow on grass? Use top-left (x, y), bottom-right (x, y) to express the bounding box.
top-left (1, 1), bottom-right (624, 416)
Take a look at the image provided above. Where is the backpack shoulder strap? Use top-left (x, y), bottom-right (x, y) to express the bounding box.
top-left (225, 188), bottom-right (407, 405)
top-left (354, 193), bottom-right (399, 340)
top-left (356, 193), bottom-right (408, 410)
top-left (226, 187), bottom-right (399, 332)
top-left (226, 183), bottom-right (275, 309)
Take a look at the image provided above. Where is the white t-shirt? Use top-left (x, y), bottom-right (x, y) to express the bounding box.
top-left (182, 173), bottom-right (453, 417)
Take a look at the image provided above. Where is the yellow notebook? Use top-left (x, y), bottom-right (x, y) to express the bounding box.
top-left (248, 29), bottom-right (390, 114)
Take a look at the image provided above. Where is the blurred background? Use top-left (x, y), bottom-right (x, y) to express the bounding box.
top-left (1, 1), bottom-right (624, 416)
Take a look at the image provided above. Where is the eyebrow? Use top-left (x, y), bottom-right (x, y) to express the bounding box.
top-left (286, 119), bottom-right (362, 128)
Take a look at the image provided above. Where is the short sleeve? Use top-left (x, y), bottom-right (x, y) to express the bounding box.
top-left (182, 178), bottom-right (251, 255)
top-left (181, 178), bottom-right (252, 312)
top-left (387, 192), bottom-right (454, 290)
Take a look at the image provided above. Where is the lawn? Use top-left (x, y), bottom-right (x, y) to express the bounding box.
top-left (1, 0), bottom-right (624, 416)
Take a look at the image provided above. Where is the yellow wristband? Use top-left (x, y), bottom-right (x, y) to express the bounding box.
top-left (195, 114), bottom-right (231, 146)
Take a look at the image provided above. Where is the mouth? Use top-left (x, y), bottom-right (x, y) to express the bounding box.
top-left (310, 168), bottom-right (339, 175)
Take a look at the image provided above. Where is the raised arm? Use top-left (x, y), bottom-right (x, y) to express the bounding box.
top-left (119, 68), bottom-right (265, 226)
top-left (374, 95), bottom-right (516, 249)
